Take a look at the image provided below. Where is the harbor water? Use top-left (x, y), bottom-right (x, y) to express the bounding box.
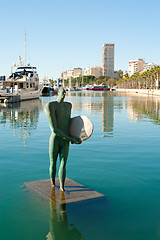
top-left (0, 91), bottom-right (160, 240)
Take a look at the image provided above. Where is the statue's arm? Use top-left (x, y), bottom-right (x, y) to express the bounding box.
top-left (46, 102), bottom-right (74, 142)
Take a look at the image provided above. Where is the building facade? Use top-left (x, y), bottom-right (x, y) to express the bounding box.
top-left (83, 67), bottom-right (92, 76)
top-left (128, 59), bottom-right (145, 77)
top-left (61, 66), bottom-right (102, 79)
top-left (61, 68), bottom-right (82, 79)
top-left (143, 63), bottom-right (157, 72)
top-left (91, 66), bottom-right (103, 78)
top-left (73, 68), bottom-right (82, 78)
top-left (102, 43), bottom-right (115, 78)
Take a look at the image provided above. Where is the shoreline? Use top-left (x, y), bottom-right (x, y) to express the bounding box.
top-left (116, 88), bottom-right (160, 97)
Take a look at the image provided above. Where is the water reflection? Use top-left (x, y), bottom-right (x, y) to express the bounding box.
top-left (66, 91), bottom-right (103, 114)
top-left (102, 92), bottom-right (114, 137)
top-left (66, 91), bottom-right (115, 137)
top-left (46, 188), bottom-right (85, 240)
top-left (0, 99), bottom-right (43, 145)
top-left (66, 91), bottom-right (160, 136)
top-left (127, 96), bottom-right (160, 124)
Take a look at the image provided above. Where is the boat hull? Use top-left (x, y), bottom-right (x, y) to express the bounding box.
top-left (88, 87), bottom-right (110, 91)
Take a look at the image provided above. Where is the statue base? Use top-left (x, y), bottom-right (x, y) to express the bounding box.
top-left (24, 178), bottom-right (105, 204)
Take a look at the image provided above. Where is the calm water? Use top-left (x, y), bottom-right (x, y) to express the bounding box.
top-left (0, 91), bottom-right (160, 240)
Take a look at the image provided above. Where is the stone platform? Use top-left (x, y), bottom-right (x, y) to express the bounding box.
top-left (24, 178), bottom-right (105, 204)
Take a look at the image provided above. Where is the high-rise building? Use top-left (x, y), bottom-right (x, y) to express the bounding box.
top-left (102, 43), bottom-right (115, 78)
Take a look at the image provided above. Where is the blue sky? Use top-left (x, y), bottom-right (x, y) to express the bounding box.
top-left (0, 0), bottom-right (160, 79)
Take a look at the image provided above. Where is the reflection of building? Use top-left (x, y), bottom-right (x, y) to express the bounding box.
top-left (103, 43), bottom-right (115, 78)
top-left (63, 92), bottom-right (115, 137)
top-left (66, 91), bottom-right (103, 115)
top-left (0, 99), bottom-right (42, 145)
top-left (66, 92), bottom-right (115, 136)
top-left (102, 93), bottom-right (114, 136)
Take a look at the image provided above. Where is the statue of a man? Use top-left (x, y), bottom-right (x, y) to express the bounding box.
top-left (46, 88), bottom-right (81, 191)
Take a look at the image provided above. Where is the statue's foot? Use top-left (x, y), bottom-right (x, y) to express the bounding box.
top-left (60, 182), bottom-right (65, 191)
top-left (60, 187), bottom-right (65, 192)
top-left (51, 179), bottom-right (55, 187)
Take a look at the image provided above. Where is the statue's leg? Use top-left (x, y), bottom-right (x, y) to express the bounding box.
top-left (49, 133), bottom-right (59, 186)
top-left (58, 141), bottom-right (69, 191)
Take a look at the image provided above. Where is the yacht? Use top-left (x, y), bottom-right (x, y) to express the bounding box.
top-left (0, 57), bottom-right (40, 103)
top-left (3, 56), bottom-right (39, 90)
top-left (39, 77), bottom-right (53, 95)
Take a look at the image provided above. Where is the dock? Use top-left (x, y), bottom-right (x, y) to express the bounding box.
top-left (0, 94), bottom-right (21, 103)
top-left (0, 90), bottom-right (40, 104)
top-left (24, 178), bottom-right (105, 204)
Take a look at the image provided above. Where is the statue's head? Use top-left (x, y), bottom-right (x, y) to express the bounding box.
top-left (57, 88), bottom-right (66, 102)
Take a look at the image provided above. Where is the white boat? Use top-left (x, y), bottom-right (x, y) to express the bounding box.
top-left (39, 77), bottom-right (54, 95)
top-left (5, 56), bottom-right (39, 89)
top-left (0, 32), bottom-right (40, 102)
top-left (0, 57), bottom-right (40, 103)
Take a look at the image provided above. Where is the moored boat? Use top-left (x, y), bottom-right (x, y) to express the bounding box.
top-left (0, 56), bottom-right (40, 103)
top-left (88, 84), bottom-right (110, 91)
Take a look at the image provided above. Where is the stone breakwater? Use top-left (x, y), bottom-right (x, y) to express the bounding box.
top-left (116, 89), bottom-right (160, 97)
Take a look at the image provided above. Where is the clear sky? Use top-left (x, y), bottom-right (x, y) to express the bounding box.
top-left (0, 0), bottom-right (160, 79)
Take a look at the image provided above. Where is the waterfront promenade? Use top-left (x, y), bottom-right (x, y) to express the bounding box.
top-left (116, 88), bottom-right (160, 97)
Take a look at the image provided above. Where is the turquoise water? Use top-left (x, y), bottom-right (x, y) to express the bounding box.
top-left (0, 91), bottom-right (160, 240)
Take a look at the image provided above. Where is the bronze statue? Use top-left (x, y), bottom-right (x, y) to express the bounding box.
top-left (46, 88), bottom-right (81, 191)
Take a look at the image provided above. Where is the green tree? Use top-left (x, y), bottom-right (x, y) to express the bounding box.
top-left (107, 78), bottom-right (116, 87)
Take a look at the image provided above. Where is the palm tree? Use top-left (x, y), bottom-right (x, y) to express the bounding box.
top-left (154, 66), bottom-right (160, 89)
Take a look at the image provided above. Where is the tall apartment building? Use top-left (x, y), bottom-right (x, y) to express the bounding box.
top-left (128, 59), bottom-right (145, 77)
top-left (102, 43), bottom-right (115, 78)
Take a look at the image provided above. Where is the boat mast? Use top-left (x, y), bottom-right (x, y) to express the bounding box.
top-left (63, 76), bottom-right (64, 88)
top-left (24, 29), bottom-right (26, 66)
top-left (82, 68), bottom-right (83, 87)
top-left (69, 75), bottom-right (71, 89)
top-left (62, 65), bottom-right (65, 87)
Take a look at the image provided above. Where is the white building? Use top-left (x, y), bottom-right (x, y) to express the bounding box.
top-left (61, 66), bottom-right (102, 79)
top-left (143, 63), bottom-right (157, 72)
top-left (102, 43), bottom-right (115, 78)
top-left (73, 68), bottom-right (82, 78)
top-left (83, 67), bottom-right (92, 76)
top-left (91, 66), bottom-right (103, 78)
top-left (61, 70), bottom-right (68, 79)
top-left (128, 59), bottom-right (145, 77)
top-left (83, 66), bottom-right (102, 78)
top-left (61, 68), bottom-right (82, 79)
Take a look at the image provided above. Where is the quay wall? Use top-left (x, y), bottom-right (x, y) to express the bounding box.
top-left (116, 89), bottom-right (160, 97)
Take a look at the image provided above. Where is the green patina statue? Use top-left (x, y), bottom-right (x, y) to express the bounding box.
top-left (46, 88), bottom-right (81, 191)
